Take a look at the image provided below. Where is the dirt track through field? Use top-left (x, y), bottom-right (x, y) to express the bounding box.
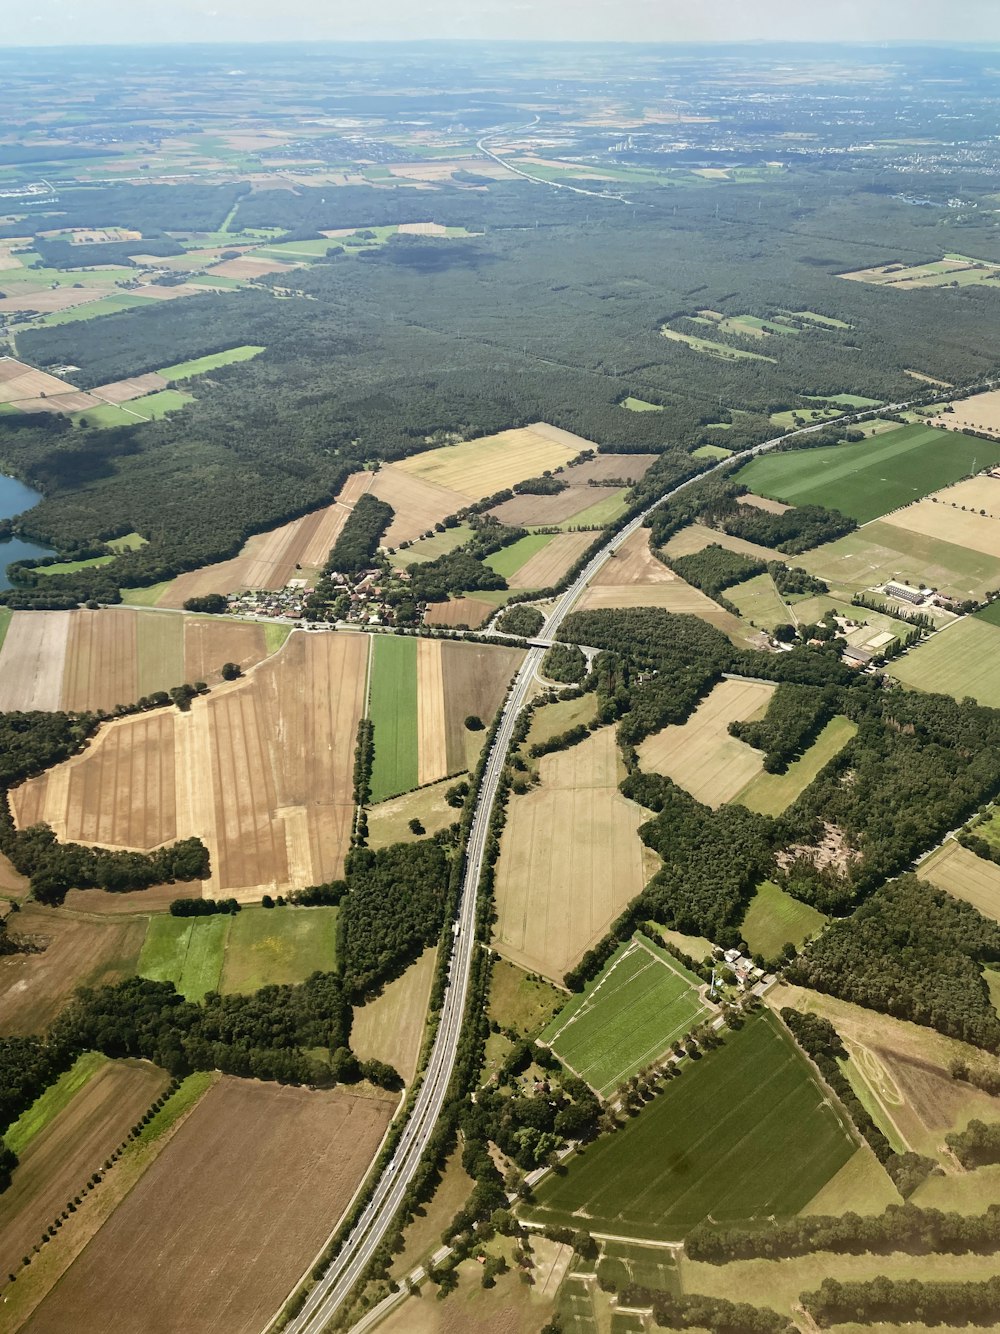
top-left (13, 632), bottom-right (368, 900)
top-left (494, 728), bottom-right (656, 981)
top-left (416, 639), bottom-right (448, 785)
top-left (0, 611), bottom-right (70, 710)
top-left (0, 1060), bottom-right (168, 1281)
top-left (25, 1077), bottom-right (395, 1334)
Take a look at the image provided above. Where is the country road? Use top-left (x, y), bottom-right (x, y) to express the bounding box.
top-left (273, 384), bottom-right (981, 1334)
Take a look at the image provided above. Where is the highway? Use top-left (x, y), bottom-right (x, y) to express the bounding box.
top-left (275, 388), bottom-right (972, 1334)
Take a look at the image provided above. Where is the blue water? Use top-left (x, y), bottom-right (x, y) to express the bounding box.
top-left (0, 473), bottom-right (53, 590)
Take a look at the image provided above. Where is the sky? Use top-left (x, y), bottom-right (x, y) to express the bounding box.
top-left (9, 0), bottom-right (1000, 46)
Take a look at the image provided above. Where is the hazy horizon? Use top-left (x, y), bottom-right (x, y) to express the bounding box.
top-left (9, 1), bottom-right (1000, 49)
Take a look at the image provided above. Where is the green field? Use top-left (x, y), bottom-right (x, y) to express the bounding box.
top-left (975, 599), bottom-right (1000, 627)
top-left (369, 634), bottom-right (419, 801)
top-left (727, 572), bottom-right (789, 628)
top-left (621, 397), bottom-right (663, 412)
top-left (138, 914), bottom-right (230, 1001)
top-left (0, 607), bottom-right (12, 652)
top-left (5, 1052), bottom-right (108, 1156)
top-left (389, 523), bottom-right (473, 568)
top-left (528, 1012), bottom-right (856, 1238)
top-left (738, 880), bottom-right (828, 959)
top-left (890, 617), bottom-right (1000, 707)
top-left (107, 532), bottom-right (147, 553)
top-left (36, 292), bottom-right (153, 326)
top-left (36, 553), bottom-right (115, 577)
top-left (734, 715), bottom-right (858, 816)
top-left (557, 489), bottom-right (630, 530)
top-left (661, 328), bottom-right (774, 362)
top-left (540, 939), bottom-right (709, 1098)
top-left (484, 532), bottom-right (556, 579)
top-left (805, 393), bottom-right (882, 408)
top-left (158, 345), bottom-right (264, 382)
top-left (770, 407), bottom-right (841, 429)
top-left (121, 580), bottom-right (171, 606)
top-left (74, 389), bottom-right (193, 429)
top-left (739, 422), bottom-right (1000, 523)
top-left (219, 906), bottom-right (338, 992)
top-left (693, 444), bottom-right (733, 460)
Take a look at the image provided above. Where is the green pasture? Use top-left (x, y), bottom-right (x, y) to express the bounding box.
top-left (5, 1052), bottom-right (108, 1156)
top-left (527, 1012), bottom-right (856, 1238)
top-left (389, 523), bottom-right (473, 568)
top-left (975, 600), bottom-right (1000, 627)
top-left (0, 607), bottom-right (13, 651)
top-left (734, 715), bottom-right (857, 817)
top-left (558, 488), bottom-right (629, 530)
top-left (159, 345), bottom-right (264, 382)
top-left (36, 292), bottom-right (153, 327)
top-left (484, 532), bottom-right (555, 579)
top-left (138, 914), bottom-right (230, 1001)
top-left (369, 634), bottom-right (419, 801)
top-left (621, 396), bottom-right (663, 412)
top-left (661, 328), bottom-right (774, 363)
top-left (770, 407), bottom-right (841, 430)
top-left (692, 444), bottom-right (733, 459)
top-left (107, 532), bottom-right (146, 552)
top-left (263, 622), bottom-right (291, 653)
top-left (36, 553), bottom-right (114, 577)
top-left (738, 880), bottom-right (828, 959)
top-left (121, 580), bottom-right (171, 606)
top-left (726, 572), bottom-right (789, 628)
top-left (540, 938), bottom-right (708, 1099)
top-left (798, 524), bottom-right (1000, 604)
top-left (219, 906), bottom-right (338, 992)
top-left (890, 617), bottom-right (1000, 708)
top-left (738, 422), bottom-right (1000, 523)
top-left (785, 311), bottom-right (850, 329)
top-left (805, 393), bottom-right (882, 408)
top-left (73, 389), bottom-right (192, 429)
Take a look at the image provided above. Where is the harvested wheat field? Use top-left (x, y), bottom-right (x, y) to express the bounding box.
top-left (489, 453), bottom-right (652, 527)
top-left (662, 522), bottom-right (781, 564)
top-left (182, 618), bottom-right (270, 683)
top-left (61, 608), bottom-right (138, 712)
top-left (0, 904), bottom-right (146, 1034)
top-left (0, 851), bottom-right (28, 897)
top-left (493, 728), bottom-right (657, 981)
top-left (507, 532), bottom-right (592, 589)
top-left (62, 882), bottom-right (180, 915)
top-left (0, 1058), bottom-right (168, 1283)
top-left (0, 611), bottom-right (71, 710)
top-left (424, 597), bottom-right (495, 630)
top-left (13, 632), bottom-right (368, 900)
top-left (25, 1077), bottom-right (395, 1334)
top-left (206, 255), bottom-right (296, 279)
top-left (14, 390), bottom-right (107, 415)
top-left (416, 639), bottom-right (449, 785)
top-left (392, 423), bottom-right (584, 502)
top-left (366, 468), bottom-right (467, 546)
top-left (352, 947), bottom-right (437, 1083)
top-left (881, 496), bottom-right (1000, 559)
top-left (576, 529), bottom-right (747, 639)
top-left (920, 840), bottom-right (1000, 921)
top-left (638, 678), bottom-right (774, 807)
top-left (89, 372), bottom-right (168, 403)
top-left (932, 390), bottom-right (1000, 435)
top-left (440, 639), bottom-right (524, 772)
top-left (738, 493), bottom-right (792, 515)
top-left (0, 360), bottom-right (74, 401)
top-left (0, 286), bottom-right (117, 315)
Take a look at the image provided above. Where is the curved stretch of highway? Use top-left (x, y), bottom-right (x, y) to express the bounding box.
top-left (277, 391), bottom-right (960, 1334)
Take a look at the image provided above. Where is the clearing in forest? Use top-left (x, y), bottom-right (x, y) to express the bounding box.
top-left (366, 779), bottom-right (460, 849)
top-left (738, 880), bottom-right (827, 959)
top-left (734, 715), bottom-right (857, 817)
top-left (527, 1012), bottom-right (856, 1238)
top-left (493, 728), bottom-right (658, 982)
top-left (391, 422), bottom-right (585, 501)
top-left (13, 631), bottom-right (368, 899)
top-left (637, 679), bottom-right (774, 807)
top-left (660, 327), bottom-right (775, 362)
top-left (540, 937), bottom-right (709, 1098)
top-left (25, 1078), bottom-right (395, 1334)
top-left (0, 1058), bottom-right (168, 1283)
top-left (889, 617), bottom-right (1000, 707)
top-left (738, 422), bottom-right (1000, 524)
top-left (351, 946), bottom-right (436, 1084)
top-left (158, 345), bottom-right (264, 381)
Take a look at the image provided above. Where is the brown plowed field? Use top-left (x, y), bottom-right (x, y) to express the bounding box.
top-left (0, 611), bottom-right (71, 711)
top-left (351, 947), bottom-right (436, 1083)
top-left (62, 608), bottom-right (139, 712)
top-left (493, 728), bottom-right (656, 981)
top-left (0, 287), bottom-right (116, 315)
top-left (183, 619), bottom-right (269, 682)
top-left (14, 632), bottom-right (368, 900)
top-left (424, 597), bottom-right (495, 630)
top-left (489, 454), bottom-right (653, 527)
top-left (0, 852), bottom-right (28, 897)
top-left (0, 1059), bottom-right (168, 1282)
top-left (662, 521), bottom-right (780, 564)
top-left (508, 532), bottom-right (592, 589)
top-left (416, 639), bottom-right (448, 786)
top-left (206, 256), bottom-right (295, 279)
top-left (62, 882), bottom-right (179, 915)
top-left (0, 904), bottom-right (146, 1034)
top-left (0, 363), bottom-right (74, 401)
top-left (738, 493), bottom-right (792, 514)
top-left (15, 391), bottom-right (106, 414)
top-left (367, 469), bottom-right (467, 546)
top-left (440, 639), bottom-right (524, 773)
top-left (26, 1078), bottom-right (395, 1334)
top-left (590, 527), bottom-right (671, 587)
top-left (91, 373), bottom-right (168, 403)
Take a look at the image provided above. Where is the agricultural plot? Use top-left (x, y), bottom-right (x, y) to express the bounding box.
top-left (734, 715), bottom-right (857, 817)
top-left (366, 779), bottom-right (459, 849)
top-left (484, 532), bottom-right (557, 580)
top-left (576, 528), bottom-right (747, 640)
top-left (14, 631), bottom-right (368, 899)
top-left (890, 617), bottom-right (1000, 707)
top-left (489, 531), bottom-right (593, 589)
top-left (356, 468), bottom-right (466, 547)
top-left (800, 1145), bottom-right (900, 1216)
top-left (661, 327), bottom-right (774, 362)
top-left (26, 1078), bottom-right (395, 1334)
top-left (726, 572), bottom-right (790, 628)
top-left (692, 443), bottom-right (733, 459)
top-left (799, 521), bottom-right (1000, 604)
top-left (392, 422), bottom-right (584, 501)
top-left (351, 946), bottom-right (436, 1084)
top-left (881, 487), bottom-right (1000, 559)
top-left (0, 904), bottom-right (145, 1034)
top-left (423, 596), bottom-right (495, 629)
top-left (528, 1013), bottom-right (856, 1238)
top-left (369, 635), bottom-right (419, 801)
top-left (493, 728), bottom-right (658, 982)
top-left (489, 454), bottom-right (654, 528)
top-left (540, 938), bottom-right (710, 1098)
top-left (637, 678), bottom-right (774, 807)
top-left (525, 692), bottom-right (598, 751)
top-left (439, 639), bottom-right (524, 772)
top-left (919, 840), bottom-right (1000, 922)
top-left (738, 880), bottom-right (827, 958)
top-left (220, 905), bottom-right (338, 992)
top-left (0, 610), bottom-right (70, 710)
top-left (738, 422), bottom-right (1000, 524)
top-left (158, 344), bottom-right (264, 381)
top-left (138, 913), bottom-right (230, 1000)
top-left (0, 1058), bottom-right (168, 1283)
top-left (621, 396), bottom-right (663, 412)
top-left (931, 388), bottom-right (1000, 436)
top-left (839, 255), bottom-right (1000, 289)
top-left (660, 522), bottom-right (778, 564)
top-left (388, 523), bottom-right (473, 568)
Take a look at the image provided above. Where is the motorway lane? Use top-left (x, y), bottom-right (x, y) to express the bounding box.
top-left (275, 386), bottom-right (978, 1334)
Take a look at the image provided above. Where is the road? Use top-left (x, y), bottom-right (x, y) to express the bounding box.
top-left (476, 119), bottom-right (632, 203)
top-left (274, 389), bottom-right (974, 1334)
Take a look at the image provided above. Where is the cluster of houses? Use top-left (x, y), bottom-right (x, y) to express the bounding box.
top-left (718, 949), bottom-right (771, 996)
top-left (225, 581), bottom-right (310, 621)
top-left (224, 566), bottom-right (412, 628)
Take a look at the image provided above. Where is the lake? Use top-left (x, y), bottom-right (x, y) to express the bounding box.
top-left (0, 472), bottom-right (53, 590)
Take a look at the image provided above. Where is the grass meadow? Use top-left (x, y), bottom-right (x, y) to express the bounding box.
top-left (540, 939), bottom-right (709, 1098)
top-left (158, 345), bottom-right (264, 382)
top-left (369, 634), bottom-right (419, 801)
top-left (890, 617), bottom-right (1000, 707)
top-left (528, 1012), bottom-right (856, 1238)
top-left (138, 914), bottom-right (230, 1000)
top-left (5, 1052), bottom-right (108, 1156)
top-left (734, 715), bottom-right (857, 817)
top-left (739, 880), bottom-right (827, 959)
top-left (739, 422), bottom-right (1000, 523)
